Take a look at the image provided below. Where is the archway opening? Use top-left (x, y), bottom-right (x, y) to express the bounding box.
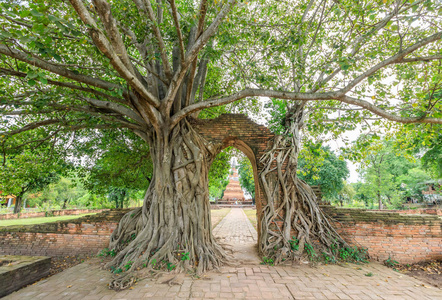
top-left (207, 142), bottom-right (261, 263)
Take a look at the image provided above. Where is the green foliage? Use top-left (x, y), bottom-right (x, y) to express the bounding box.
top-left (322, 252), bottom-right (336, 264)
top-left (261, 256), bottom-right (274, 266)
top-left (28, 175), bottom-right (87, 209)
top-left (166, 262), bottom-right (176, 271)
top-left (289, 237), bottom-right (299, 251)
top-left (304, 243), bottom-right (316, 261)
top-left (384, 257), bottom-right (399, 269)
top-left (338, 247), bottom-right (369, 263)
top-left (180, 252), bottom-right (190, 261)
top-left (353, 138), bottom-right (436, 208)
top-left (78, 130), bottom-right (152, 204)
top-left (238, 156), bottom-right (255, 200)
top-left (298, 146), bottom-right (349, 200)
top-left (98, 248), bottom-right (116, 257)
top-left (124, 261), bottom-right (133, 271)
top-left (111, 267), bottom-right (123, 274)
top-left (208, 148), bottom-right (232, 200)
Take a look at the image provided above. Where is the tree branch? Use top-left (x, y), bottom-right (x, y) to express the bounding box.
top-left (339, 95), bottom-right (441, 124)
top-left (399, 54), bottom-right (442, 63)
top-left (341, 31), bottom-right (442, 94)
top-left (169, 0), bottom-right (185, 64)
top-left (164, 0), bottom-right (237, 114)
top-left (1, 119), bottom-right (62, 136)
top-left (171, 88), bottom-right (442, 127)
top-left (0, 45), bottom-right (120, 91)
top-left (92, 0), bottom-right (137, 76)
top-left (0, 68), bottom-right (127, 104)
top-left (79, 96), bottom-right (146, 125)
top-left (141, 0), bottom-right (173, 79)
top-left (68, 0), bottom-right (161, 109)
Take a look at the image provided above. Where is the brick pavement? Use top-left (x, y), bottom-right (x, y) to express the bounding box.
top-left (4, 208), bottom-right (441, 300)
top-left (213, 208), bottom-right (260, 264)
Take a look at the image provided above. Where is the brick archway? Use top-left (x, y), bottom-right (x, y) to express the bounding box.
top-left (193, 114), bottom-right (275, 242)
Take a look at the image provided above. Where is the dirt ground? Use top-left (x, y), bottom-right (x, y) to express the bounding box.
top-left (385, 260), bottom-right (442, 288)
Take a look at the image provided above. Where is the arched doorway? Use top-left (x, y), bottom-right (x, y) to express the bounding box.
top-left (194, 114), bottom-right (275, 249)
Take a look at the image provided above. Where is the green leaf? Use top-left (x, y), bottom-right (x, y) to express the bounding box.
top-left (28, 79), bottom-right (37, 86)
top-left (27, 71), bottom-right (38, 79)
top-left (19, 11), bottom-right (31, 18)
top-left (39, 77), bottom-right (48, 84)
top-left (30, 9), bottom-right (43, 17)
top-left (52, 53), bottom-right (62, 62)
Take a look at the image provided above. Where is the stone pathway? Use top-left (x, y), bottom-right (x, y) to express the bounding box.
top-left (213, 208), bottom-right (260, 264)
top-left (4, 208), bottom-right (442, 300)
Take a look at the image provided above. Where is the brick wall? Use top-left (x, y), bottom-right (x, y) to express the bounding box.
top-left (0, 210), bottom-right (126, 257)
top-left (324, 206), bottom-right (442, 263)
top-left (0, 208), bottom-right (108, 220)
top-left (0, 231), bottom-right (112, 256)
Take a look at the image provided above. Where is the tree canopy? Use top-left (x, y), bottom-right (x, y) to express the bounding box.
top-left (1, 0), bottom-right (441, 146)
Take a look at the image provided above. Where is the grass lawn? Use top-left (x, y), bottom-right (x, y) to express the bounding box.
top-left (0, 213), bottom-right (98, 227)
top-left (211, 208), bottom-right (231, 228)
top-left (243, 208), bottom-right (257, 230)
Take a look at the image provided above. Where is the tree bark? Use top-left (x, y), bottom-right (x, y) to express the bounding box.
top-left (259, 103), bottom-right (349, 263)
top-left (13, 192), bottom-right (24, 214)
top-left (105, 120), bottom-right (226, 290)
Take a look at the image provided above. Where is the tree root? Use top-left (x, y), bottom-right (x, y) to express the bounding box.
top-left (258, 103), bottom-right (365, 264)
top-left (102, 121), bottom-right (227, 290)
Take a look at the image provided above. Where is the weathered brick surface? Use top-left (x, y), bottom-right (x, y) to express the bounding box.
top-left (0, 208), bottom-right (108, 220)
top-left (323, 206), bottom-right (442, 263)
top-left (0, 210), bottom-right (125, 257)
top-left (0, 255), bottom-right (51, 297)
top-left (0, 229), bottom-right (115, 257)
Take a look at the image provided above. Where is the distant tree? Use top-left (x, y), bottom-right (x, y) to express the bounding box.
top-left (356, 138), bottom-right (432, 208)
top-left (0, 147), bottom-right (66, 213)
top-left (30, 175), bottom-right (87, 209)
top-left (108, 187), bottom-right (128, 209)
top-left (208, 149), bottom-right (232, 200)
top-left (298, 146), bottom-right (349, 200)
top-left (80, 131), bottom-right (152, 207)
top-left (238, 156), bottom-right (255, 202)
top-left (421, 137), bottom-right (442, 179)
top-left (336, 181), bottom-right (356, 206)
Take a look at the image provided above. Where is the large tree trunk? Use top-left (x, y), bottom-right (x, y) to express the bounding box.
top-left (105, 121), bottom-right (225, 290)
top-left (259, 103), bottom-right (349, 264)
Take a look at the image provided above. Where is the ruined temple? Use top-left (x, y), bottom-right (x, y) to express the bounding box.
top-left (221, 167), bottom-right (246, 204)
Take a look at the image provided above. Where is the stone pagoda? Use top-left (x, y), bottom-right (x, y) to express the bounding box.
top-left (220, 166), bottom-right (246, 204)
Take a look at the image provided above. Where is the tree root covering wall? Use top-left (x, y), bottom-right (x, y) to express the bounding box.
top-left (0, 208), bottom-right (109, 220)
top-left (323, 206), bottom-right (442, 263)
top-left (0, 210), bottom-right (127, 257)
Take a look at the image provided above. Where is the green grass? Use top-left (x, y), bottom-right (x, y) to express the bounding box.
top-left (211, 208), bottom-right (231, 228)
top-left (0, 213), bottom-right (97, 227)
top-left (243, 208), bottom-right (257, 230)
